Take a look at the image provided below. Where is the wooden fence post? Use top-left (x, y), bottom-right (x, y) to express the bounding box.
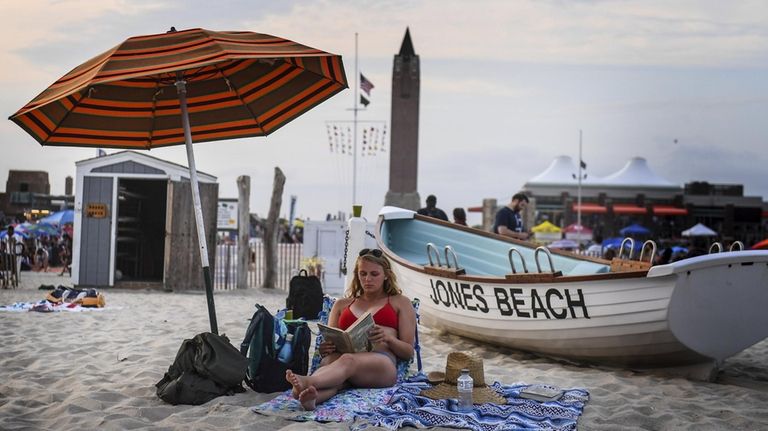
top-left (237, 175), bottom-right (250, 289)
top-left (263, 167), bottom-right (285, 289)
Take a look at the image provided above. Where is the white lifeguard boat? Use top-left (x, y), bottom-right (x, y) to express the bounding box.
top-left (375, 207), bottom-right (768, 370)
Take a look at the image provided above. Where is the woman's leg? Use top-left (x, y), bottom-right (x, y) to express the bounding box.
top-left (286, 352), bottom-right (397, 410)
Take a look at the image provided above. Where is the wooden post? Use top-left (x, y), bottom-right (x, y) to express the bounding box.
top-left (482, 198), bottom-right (497, 232)
top-left (237, 175), bottom-right (250, 289)
top-left (263, 167), bottom-right (285, 289)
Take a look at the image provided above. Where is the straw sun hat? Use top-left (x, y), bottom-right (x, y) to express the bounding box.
top-left (420, 351), bottom-right (506, 405)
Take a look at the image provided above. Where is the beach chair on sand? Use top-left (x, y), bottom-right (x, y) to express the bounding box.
top-left (309, 295), bottom-right (423, 381)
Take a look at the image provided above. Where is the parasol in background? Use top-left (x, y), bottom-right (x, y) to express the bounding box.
top-left (38, 210), bottom-right (75, 227)
top-left (9, 27), bottom-right (347, 333)
top-left (681, 223), bottom-right (717, 237)
top-left (619, 223), bottom-right (651, 237)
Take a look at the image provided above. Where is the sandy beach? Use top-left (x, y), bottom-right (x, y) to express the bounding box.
top-left (1, 271), bottom-right (767, 430)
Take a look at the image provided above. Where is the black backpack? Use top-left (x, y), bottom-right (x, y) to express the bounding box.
top-left (286, 269), bottom-right (324, 320)
top-left (155, 332), bottom-right (248, 405)
top-left (240, 304), bottom-right (311, 393)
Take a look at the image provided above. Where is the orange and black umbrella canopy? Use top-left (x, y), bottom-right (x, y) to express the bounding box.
top-left (10, 28), bottom-right (347, 149)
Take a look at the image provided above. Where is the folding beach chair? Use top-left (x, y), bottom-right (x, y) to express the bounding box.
top-left (309, 295), bottom-right (423, 382)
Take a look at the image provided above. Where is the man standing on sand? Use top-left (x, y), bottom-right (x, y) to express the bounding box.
top-left (417, 195), bottom-right (448, 221)
top-left (492, 192), bottom-right (530, 240)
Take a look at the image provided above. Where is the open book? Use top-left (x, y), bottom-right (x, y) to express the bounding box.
top-left (317, 310), bottom-right (374, 354)
top-left (519, 385), bottom-right (564, 402)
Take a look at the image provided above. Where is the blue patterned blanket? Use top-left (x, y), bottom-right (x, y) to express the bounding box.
top-left (353, 379), bottom-right (589, 431)
top-left (251, 375), bottom-right (589, 430)
top-left (252, 386), bottom-right (399, 422)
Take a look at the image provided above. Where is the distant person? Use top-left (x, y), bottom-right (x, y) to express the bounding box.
top-left (417, 195), bottom-right (448, 221)
top-left (603, 247), bottom-right (617, 260)
top-left (492, 193), bottom-right (530, 240)
top-left (452, 208), bottom-right (467, 226)
top-left (655, 247), bottom-right (673, 266)
top-left (58, 234), bottom-right (72, 277)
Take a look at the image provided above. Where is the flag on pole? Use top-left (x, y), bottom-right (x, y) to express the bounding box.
top-left (360, 73), bottom-right (374, 96)
top-left (360, 94), bottom-right (370, 107)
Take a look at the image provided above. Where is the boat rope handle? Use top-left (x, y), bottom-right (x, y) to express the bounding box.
top-left (619, 237), bottom-right (635, 260)
top-left (534, 246), bottom-right (556, 274)
top-left (444, 245), bottom-right (460, 269)
top-left (426, 243), bottom-right (442, 267)
top-left (507, 248), bottom-right (528, 274)
top-left (639, 240), bottom-right (657, 264)
top-left (709, 242), bottom-right (723, 254)
top-left (729, 241), bottom-right (744, 252)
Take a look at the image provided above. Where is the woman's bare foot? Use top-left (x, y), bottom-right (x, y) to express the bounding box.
top-left (285, 370), bottom-right (307, 400)
top-left (299, 386), bottom-right (318, 411)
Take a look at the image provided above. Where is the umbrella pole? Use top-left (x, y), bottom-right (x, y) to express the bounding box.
top-left (176, 75), bottom-right (218, 334)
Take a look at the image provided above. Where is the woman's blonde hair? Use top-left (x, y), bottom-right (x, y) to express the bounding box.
top-left (346, 250), bottom-right (401, 298)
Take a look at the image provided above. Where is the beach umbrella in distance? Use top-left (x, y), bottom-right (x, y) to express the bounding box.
top-left (619, 223), bottom-right (650, 237)
top-left (26, 222), bottom-right (60, 237)
top-left (39, 210), bottom-right (75, 227)
top-left (681, 223), bottom-right (717, 237)
top-left (9, 27), bottom-right (348, 334)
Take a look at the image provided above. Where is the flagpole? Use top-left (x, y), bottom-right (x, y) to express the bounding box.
top-left (577, 129), bottom-right (583, 240)
top-left (352, 32), bottom-right (359, 206)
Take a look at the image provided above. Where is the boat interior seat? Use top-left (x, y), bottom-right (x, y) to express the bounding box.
top-left (610, 258), bottom-right (652, 273)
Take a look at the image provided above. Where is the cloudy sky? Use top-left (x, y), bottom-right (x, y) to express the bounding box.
top-left (2, 0), bottom-right (767, 224)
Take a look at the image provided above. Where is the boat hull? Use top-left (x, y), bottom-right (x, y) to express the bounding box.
top-left (395, 263), bottom-right (706, 366)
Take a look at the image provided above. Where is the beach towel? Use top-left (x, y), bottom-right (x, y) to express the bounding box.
top-left (0, 300), bottom-right (111, 312)
top-left (352, 377), bottom-right (589, 431)
top-left (252, 386), bottom-right (399, 422)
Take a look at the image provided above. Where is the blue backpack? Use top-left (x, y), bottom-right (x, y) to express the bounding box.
top-left (240, 304), bottom-right (310, 393)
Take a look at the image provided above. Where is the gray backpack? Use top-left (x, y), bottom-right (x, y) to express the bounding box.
top-left (155, 332), bottom-right (247, 405)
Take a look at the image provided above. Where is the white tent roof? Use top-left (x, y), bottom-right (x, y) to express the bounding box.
top-left (527, 155), bottom-right (600, 185)
top-left (598, 157), bottom-right (676, 188)
top-left (682, 223), bottom-right (717, 237)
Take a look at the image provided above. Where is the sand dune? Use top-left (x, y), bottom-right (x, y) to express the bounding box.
top-left (1, 272), bottom-right (767, 430)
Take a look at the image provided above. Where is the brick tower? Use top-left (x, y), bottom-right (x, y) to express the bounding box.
top-left (384, 28), bottom-right (421, 210)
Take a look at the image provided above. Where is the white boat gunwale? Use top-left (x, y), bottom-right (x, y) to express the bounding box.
top-left (375, 212), bottom-right (650, 284)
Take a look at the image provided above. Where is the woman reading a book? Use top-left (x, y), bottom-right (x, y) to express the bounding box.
top-left (286, 248), bottom-right (416, 410)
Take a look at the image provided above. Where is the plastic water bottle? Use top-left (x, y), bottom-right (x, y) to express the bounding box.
top-left (457, 368), bottom-right (473, 412)
top-left (277, 333), bottom-right (294, 363)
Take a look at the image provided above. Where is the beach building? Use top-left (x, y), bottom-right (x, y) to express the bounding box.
top-left (72, 151), bottom-right (218, 290)
top-left (0, 170), bottom-right (74, 223)
top-left (521, 156), bottom-right (766, 244)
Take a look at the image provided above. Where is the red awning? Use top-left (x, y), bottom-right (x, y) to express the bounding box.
top-left (763, 210), bottom-right (768, 219)
top-left (572, 203), bottom-right (607, 214)
top-left (467, 206), bottom-right (483, 213)
top-left (613, 204), bottom-right (647, 214)
top-left (653, 205), bottom-right (688, 216)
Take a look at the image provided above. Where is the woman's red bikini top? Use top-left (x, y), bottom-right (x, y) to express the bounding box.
top-left (338, 296), bottom-right (399, 331)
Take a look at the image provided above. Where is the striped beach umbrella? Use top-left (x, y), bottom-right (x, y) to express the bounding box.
top-left (9, 27), bottom-right (347, 333)
top-left (10, 28), bottom-right (347, 148)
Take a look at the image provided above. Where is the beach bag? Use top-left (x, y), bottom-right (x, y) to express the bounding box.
top-left (240, 304), bottom-right (311, 393)
top-left (155, 332), bottom-right (247, 405)
top-left (286, 269), bottom-right (324, 320)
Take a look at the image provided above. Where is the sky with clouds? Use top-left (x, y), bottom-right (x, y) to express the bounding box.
top-left (2, 0), bottom-right (767, 224)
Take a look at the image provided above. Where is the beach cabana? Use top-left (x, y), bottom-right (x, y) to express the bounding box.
top-left (563, 223), bottom-right (593, 242)
top-left (681, 223), bottom-right (717, 237)
top-left (531, 221), bottom-right (562, 244)
top-left (71, 151), bottom-right (217, 290)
